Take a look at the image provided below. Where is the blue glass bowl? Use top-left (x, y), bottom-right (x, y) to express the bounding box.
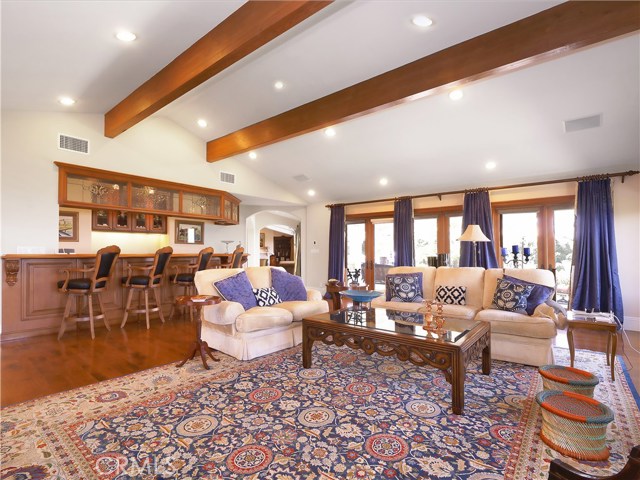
top-left (339, 290), bottom-right (383, 303)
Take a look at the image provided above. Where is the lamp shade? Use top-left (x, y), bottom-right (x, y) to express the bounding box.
top-left (458, 224), bottom-right (490, 242)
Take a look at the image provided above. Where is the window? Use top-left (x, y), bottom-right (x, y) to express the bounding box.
top-left (414, 217), bottom-right (437, 265)
top-left (413, 208), bottom-right (464, 267)
top-left (492, 196), bottom-right (575, 303)
top-left (499, 211), bottom-right (539, 269)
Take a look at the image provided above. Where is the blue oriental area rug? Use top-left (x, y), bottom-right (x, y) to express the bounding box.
top-left (1, 344), bottom-right (638, 479)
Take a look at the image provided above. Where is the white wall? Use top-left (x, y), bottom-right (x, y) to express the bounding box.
top-left (613, 175), bottom-right (640, 331)
top-left (0, 111), bottom-right (305, 255)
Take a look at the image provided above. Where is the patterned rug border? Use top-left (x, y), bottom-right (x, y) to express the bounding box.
top-left (619, 355), bottom-right (640, 407)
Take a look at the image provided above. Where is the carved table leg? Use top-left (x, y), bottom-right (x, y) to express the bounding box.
top-left (452, 354), bottom-right (465, 415)
top-left (302, 324), bottom-right (313, 368)
top-left (568, 326), bottom-right (575, 367)
top-left (482, 335), bottom-right (491, 375)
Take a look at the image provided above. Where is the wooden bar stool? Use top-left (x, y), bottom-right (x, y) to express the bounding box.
top-left (220, 245), bottom-right (245, 268)
top-left (57, 245), bottom-right (121, 339)
top-left (121, 246), bottom-right (173, 329)
top-left (169, 247), bottom-right (214, 321)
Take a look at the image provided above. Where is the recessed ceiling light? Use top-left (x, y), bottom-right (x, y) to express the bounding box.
top-left (485, 161), bottom-right (497, 170)
top-left (274, 80), bottom-right (285, 90)
top-left (248, 151), bottom-right (257, 160)
top-left (411, 15), bottom-right (433, 28)
top-left (324, 127), bottom-right (336, 138)
top-left (307, 189), bottom-right (316, 196)
top-left (197, 119), bottom-right (207, 128)
top-left (116, 31), bottom-right (137, 42)
top-left (379, 178), bottom-right (388, 186)
top-left (449, 89), bottom-right (464, 101)
top-left (58, 96), bottom-right (75, 106)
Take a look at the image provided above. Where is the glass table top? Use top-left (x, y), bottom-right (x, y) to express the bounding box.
top-left (328, 308), bottom-right (480, 344)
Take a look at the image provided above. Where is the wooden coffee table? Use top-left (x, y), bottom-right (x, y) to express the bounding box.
top-left (302, 308), bottom-right (491, 415)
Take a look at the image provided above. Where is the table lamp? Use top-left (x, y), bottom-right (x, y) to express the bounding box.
top-left (458, 225), bottom-right (490, 267)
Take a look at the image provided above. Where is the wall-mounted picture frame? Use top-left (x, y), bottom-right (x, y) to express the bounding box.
top-left (59, 211), bottom-right (79, 242)
top-left (175, 220), bottom-right (204, 244)
top-left (260, 232), bottom-right (265, 248)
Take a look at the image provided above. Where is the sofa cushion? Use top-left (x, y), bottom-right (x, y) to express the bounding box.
top-left (195, 268), bottom-right (244, 296)
top-left (235, 307), bottom-right (293, 333)
top-left (253, 287), bottom-right (282, 307)
top-left (475, 309), bottom-right (557, 339)
top-left (278, 300), bottom-right (329, 321)
top-left (271, 268), bottom-right (307, 301)
top-left (502, 274), bottom-right (554, 315)
top-left (435, 285), bottom-right (467, 305)
top-left (245, 266), bottom-right (273, 289)
top-left (490, 278), bottom-right (534, 313)
top-left (434, 267), bottom-right (485, 307)
top-left (440, 304), bottom-right (480, 321)
top-left (386, 273), bottom-right (424, 303)
top-left (371, 298), bottom-right (423, 312)
top-left (214, 271), bottom-right (257, 311)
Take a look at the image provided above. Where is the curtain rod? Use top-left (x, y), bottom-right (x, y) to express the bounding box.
top-left (326, 170), bottom-right (639, 208)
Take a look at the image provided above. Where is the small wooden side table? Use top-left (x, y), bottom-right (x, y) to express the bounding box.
top-left (176, 295), bottom-right (221, 370)
top-left (567, 312), bottom-right (617, 380)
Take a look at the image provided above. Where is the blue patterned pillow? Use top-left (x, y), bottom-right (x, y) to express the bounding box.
top-left (253, 287), bottom-right (282, 307)
top-left (271, 268), bottom-right (307, 301)
top-left (503, 274), bottom-right (554, 316)
top-left (490, 278), bottom-right (534, 313)
top-left (214, 271), bottom-right (257, 310)
top-left (385, 273), bottom-right (424, 303)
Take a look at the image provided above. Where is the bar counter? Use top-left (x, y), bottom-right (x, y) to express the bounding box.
top-left (1, 252), bottom-right (243, 341)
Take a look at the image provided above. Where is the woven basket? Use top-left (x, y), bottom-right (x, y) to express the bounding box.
top-left (538, 365), bottom-right (599, 398)
top-left (536, 390), bottom-right (614, 461)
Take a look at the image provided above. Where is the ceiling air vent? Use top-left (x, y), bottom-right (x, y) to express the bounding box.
top-left (58, 134), bottom-right (89, 154)
top-left (293, 174), bottom-right (310, 182)
top-left (563, 114), bottom-right (602, 133)
top-left (220, 171), bottom-right (235, 184)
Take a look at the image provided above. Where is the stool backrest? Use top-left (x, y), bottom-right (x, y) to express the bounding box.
top-left (197, 247), bottom-right (214, 271)
top-left (231, 246), bottom-right (245, 268)
top-left (93, 245), bottom-right (121, 290)
top-left (151, 246), bottom-right (173, 284)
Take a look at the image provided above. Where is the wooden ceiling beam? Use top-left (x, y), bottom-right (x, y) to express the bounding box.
top-left (206, 1), bottom-right (640, 162)
top-left (104, 1), bottom-right (332, 138)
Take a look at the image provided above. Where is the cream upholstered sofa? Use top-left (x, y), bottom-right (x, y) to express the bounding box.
top-left (194, 266), bottom-right (328, 360)
top-left (371, 266), bottom-right (564, 366)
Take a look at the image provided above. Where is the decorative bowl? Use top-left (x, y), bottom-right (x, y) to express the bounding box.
top-left (339, 290), bottom-right (383, 303)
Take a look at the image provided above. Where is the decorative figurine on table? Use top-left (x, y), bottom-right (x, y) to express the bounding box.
top-left (346, 268), bottom-right (362, 287)
top-left (421, 300), bottom-right (434, 331)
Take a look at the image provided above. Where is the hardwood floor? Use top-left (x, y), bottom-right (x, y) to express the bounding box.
top-left (1, 316), bottom-right (194, 407)
top-left (1, 315), bottom-right (639, 407)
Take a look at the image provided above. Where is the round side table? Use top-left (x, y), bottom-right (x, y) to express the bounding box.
top-left (176, 295), bottom-right (221, 370)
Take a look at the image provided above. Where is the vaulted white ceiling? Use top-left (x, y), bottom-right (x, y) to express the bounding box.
top-left (2, 1), bottom-right (638, 204)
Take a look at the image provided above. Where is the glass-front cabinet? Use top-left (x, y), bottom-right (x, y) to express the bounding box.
top-left (57, 162), bottom-right (240, 225)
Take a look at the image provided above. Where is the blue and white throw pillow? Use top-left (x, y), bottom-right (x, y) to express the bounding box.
top-left (435, 285), bottom-right (467, 305)
top-left (386, 273), bottom-right (424, 303)
top-left (253, 287), bottom-right (282, 307)
top-left (490, 278), bottom-right (534, 313)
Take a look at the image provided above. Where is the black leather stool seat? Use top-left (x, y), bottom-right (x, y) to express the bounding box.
top-left (170, 273), bottom-right (195, 283)
top-left (57, 278), bottom-right (92, 289)
top-left (122, 276), bottom-right (162, 286)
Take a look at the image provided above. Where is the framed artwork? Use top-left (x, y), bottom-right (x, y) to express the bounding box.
top-left (175, 220), bottom-right (204, 244)
top-left (260, 232), bottom-right (265, 248)
top-left (59, 211), bottom-right (79, 242)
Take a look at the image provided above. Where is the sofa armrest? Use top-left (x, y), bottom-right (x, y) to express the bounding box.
top-left (202, 301), bottom-right (245, 326)
top-left (306, 288), bottom-right (323, 302)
